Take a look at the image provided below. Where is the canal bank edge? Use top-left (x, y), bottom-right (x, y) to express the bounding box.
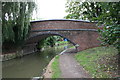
top-left (43, 49), bottom-right (68, 78)
top-left (2, 50), bottom-right (38, 62)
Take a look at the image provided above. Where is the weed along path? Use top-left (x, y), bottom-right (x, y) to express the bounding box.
top-left (59, 48), bottom-right (91, 78)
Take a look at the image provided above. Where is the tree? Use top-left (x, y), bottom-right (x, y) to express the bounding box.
top-left (36, 36), bottom-right (63, 51)
top-left (45, 36), bottom-right (57, 47)
top-left (2, 1), bottom-right (36, 49)
top-left (36, 39), bottom-right (46, 51)
top-left (65, 2), bottom-right (120, 53)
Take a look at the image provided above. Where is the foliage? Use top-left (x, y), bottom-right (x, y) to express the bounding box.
top-left (37, 36), bottom-right (63, 50)
top-left (36, 39), bottom-right (46, 51)
top-left (96, 3), bottom-right (120, 53)
top-left (56, 41), bottom-right (68, 45)
top-left (45, 36), bottom-right (57, 47)
top-left (75, 46), bottom-right (118, 78)
top-left (65, 2), bottom-right (120, 53)
top-left (2, 1), bottom-right (36, 47)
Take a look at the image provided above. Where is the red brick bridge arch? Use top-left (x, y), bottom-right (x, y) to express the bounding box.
top-left (26, 19), bottom-right (101, 52)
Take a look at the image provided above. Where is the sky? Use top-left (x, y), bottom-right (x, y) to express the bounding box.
top-left (32, 0), bottom-right (68, 20)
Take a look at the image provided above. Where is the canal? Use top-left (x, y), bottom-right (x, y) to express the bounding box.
top-left (2, 44), bottom-right (72, 78)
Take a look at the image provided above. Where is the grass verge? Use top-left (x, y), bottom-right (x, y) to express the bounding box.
top-left (51, 55), bottom-right (61, 78)
top-left (56, 41), bottom-right (68, 45)
top-left (75, 46), bottom-right (118, 78)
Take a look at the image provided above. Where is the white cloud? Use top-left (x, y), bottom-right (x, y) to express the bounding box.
top-left (32, 0), bottom-right (68, 20)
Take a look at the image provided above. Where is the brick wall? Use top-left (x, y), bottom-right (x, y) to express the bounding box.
top-left (27, 19), bottom-right (101, 52)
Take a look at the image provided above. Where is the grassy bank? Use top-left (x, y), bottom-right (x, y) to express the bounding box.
top-left (75, 46), bottom-right (118, 78)
top-left (56, 41), bottom-right (68, 45)
top-left (51, 55), bottom-right (61, 78)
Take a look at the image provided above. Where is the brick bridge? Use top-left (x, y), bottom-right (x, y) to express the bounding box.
top-left (25, 19), bottom-right (101, 52)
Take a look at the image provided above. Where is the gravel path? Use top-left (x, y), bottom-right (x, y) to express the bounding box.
top-left (59, 49), bottom-right (91, 78)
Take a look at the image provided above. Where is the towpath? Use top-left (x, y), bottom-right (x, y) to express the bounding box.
top-left (59, 48), bottom-right (91, 78)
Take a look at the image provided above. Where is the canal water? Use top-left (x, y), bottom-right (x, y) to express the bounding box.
top-left (2, 45), bottom-right (72, 78)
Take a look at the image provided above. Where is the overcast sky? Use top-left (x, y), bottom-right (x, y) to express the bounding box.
top-left (32, 0), bottom-right (68, 20)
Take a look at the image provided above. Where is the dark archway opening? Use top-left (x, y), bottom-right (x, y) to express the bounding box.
top-left (35, 35), bottom-right (76, 53)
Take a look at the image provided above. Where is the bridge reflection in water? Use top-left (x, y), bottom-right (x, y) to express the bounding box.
top-left (2, 44), bottom-right (74, 78)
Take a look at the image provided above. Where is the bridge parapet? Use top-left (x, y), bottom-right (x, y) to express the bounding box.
top-left (30, 19), bottom-right (98, 31)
